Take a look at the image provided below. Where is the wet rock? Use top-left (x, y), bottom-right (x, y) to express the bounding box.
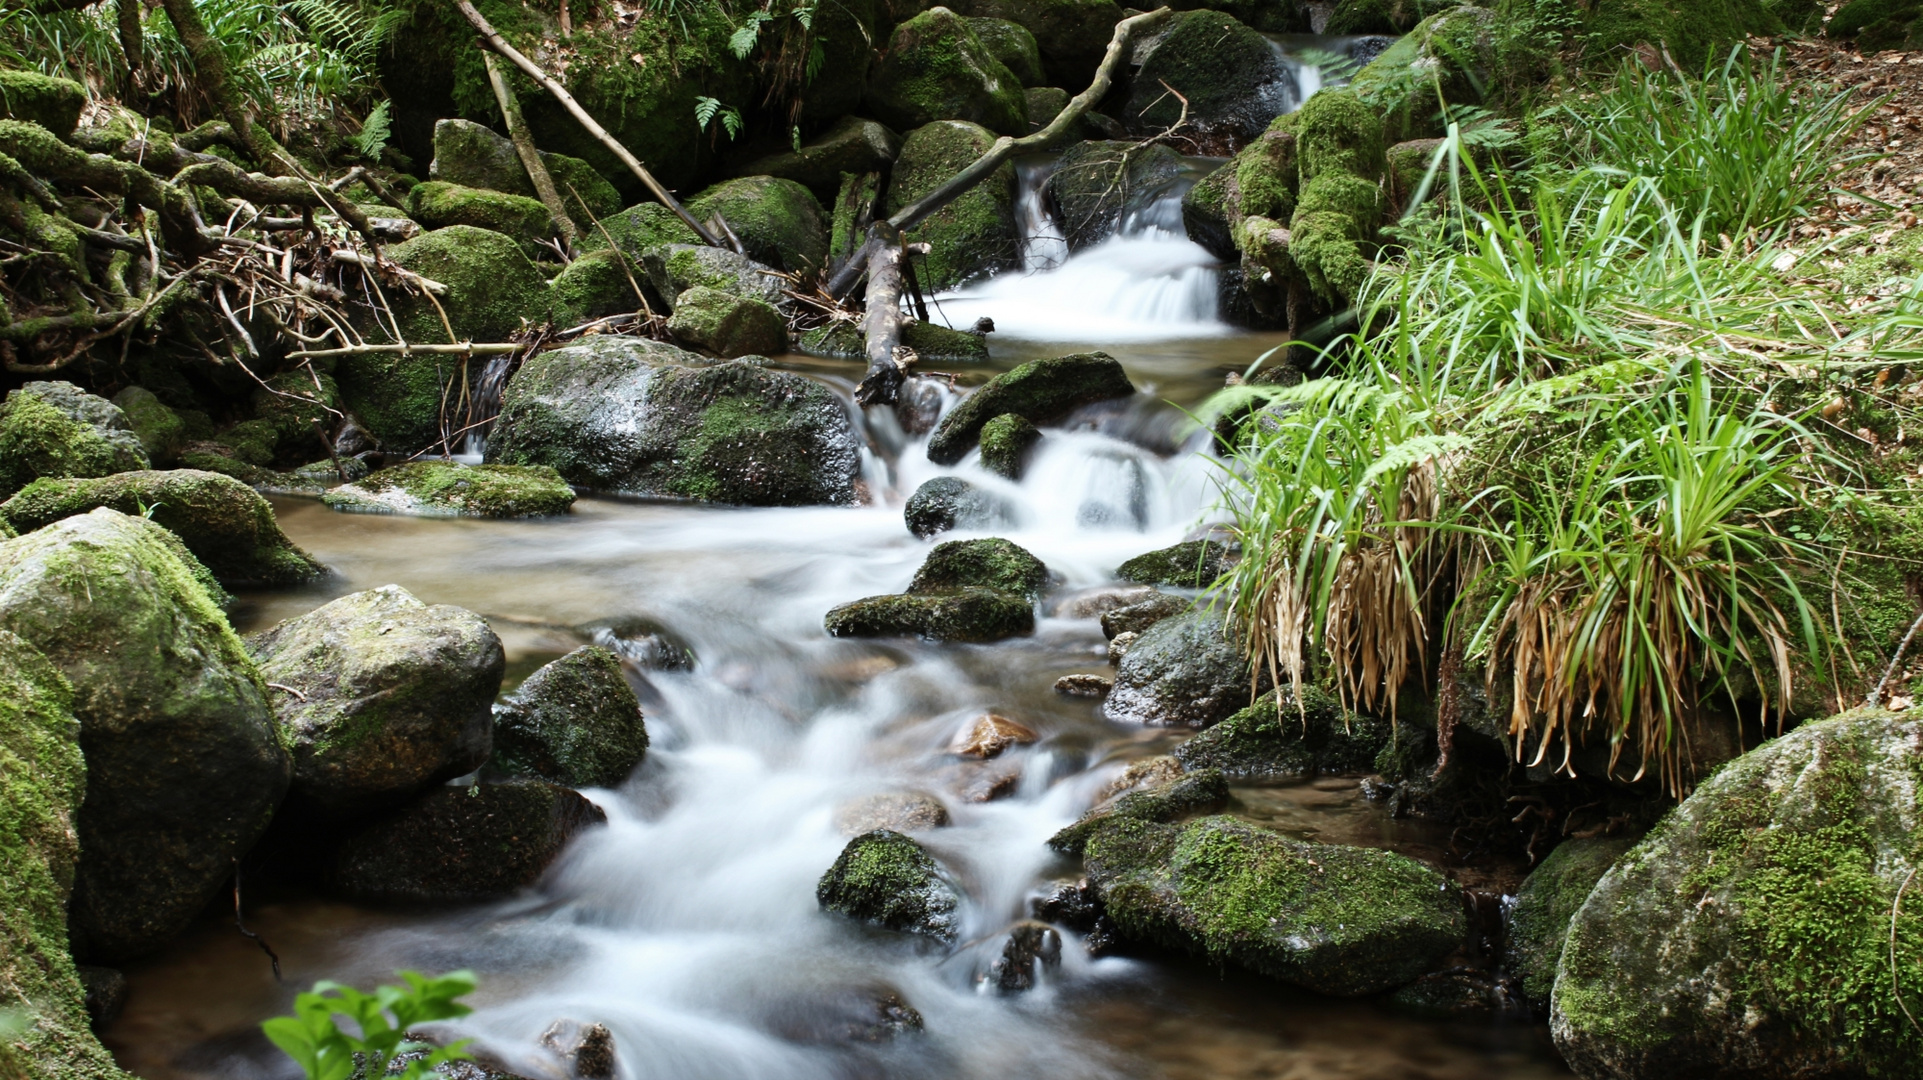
top-left (1116, 539), bottom-right (1234, 588)
top-left (863, 8), bottom-right (1027, 136)
top-left (0, 381), bottom-right (149, 499)
top-left (407, 181), bottom-right (556, 257)
top-left (0, 469), bottom-right (324, 587)
top-left (1125, 10), bottom-right (1297, 151)
top-left (954, 761), bottom-right (1023, 802)
top-left (328, 779), bottom-right (605, 904)
top-left (538, 1019), bottom-right (615, 1080)
top-left (1505, 835), bottom-right (1635, 1016)
top-left (978, 413), bottom-right (1041, 479)
top-left (75, 965), bottom-right (128, 1029)
top-left (0, 510), bottom-right (287, 961)
top-left (1054, 673), bottom-right (1110, 698)
top-left (1106, 631), bottom-right (1136, 664)
top-left (486, 335), bottom-right (860, 506)
top-left (1173, 686), bottom-right (1388, 779)
top-left (738, 116), bottom-right (902, 205)
top-left (903, 476), bottom-right (1015, 538)
top-left (967, 17), bottom-right (1046, 86)
top-left (1092, 754), bottom-right (1183, 803)
top-left (816, 829), bottom-right (961, 943)
top-left (575, 203), bottom-right (701, 264)
top-left (1052, 583), bottom-right (1157, 619)
top-left (323, 462), bottom-right (575, 519)
top-left (910, 537), bottom-right (1049, 596)
top-left (430, 118), bottom-right (621, 223)
top-left (1049, 769), bottom-right (1228, 855)
top-left (249, 585), bottom-right (502, 821)
top-left (774, 985), bottom-right (926, 1044)
top-left (1046, 140), bottom-right (1189, 249)
top-left (945, 0), bottom-right (1125, 87)
top-left (987, 921), bottom-right (1062, 992)
top-left (1084, 914), bottom-right (1122, 957)
top-left (887, 120), bottom-right (1021, 291)
top-left (1085, 815), bottom-right (1468, 995)
top-left (686, 175), bottom-right (830, 274)
top-left (551, 249), bottom-right (645, 326)
top-left (665, 286), bottom-right (790, 358)
top-left (112, 386), bottom-right (188, 466)
top-left (1031, 878), bottom-right (1104, 931)
top-left (835, 791), bottom-right (951, 834)
top-left (1104, 609), bottom-right (1263, 727)
top-left (642, 244), bottom-right (791, 312)
top-left (1385, 967), bottom-right (1503, 1019)
top-left (1099, 590), bottom-right (1189, 638)
top-left (926, 352), bottom-right (1135, 465)
top-left (950, 712), bottom-right (1039, 758)
top-left (797, 319), bottom-right (990, 364)
top-left (578, 615), bottom-right (696, 671)
top-left (825, 588), bottom-right (1034, 643)
top-left (493, 646), bottom-right (647, 789)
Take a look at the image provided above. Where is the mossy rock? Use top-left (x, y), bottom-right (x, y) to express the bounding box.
top-left (1573, 0), bottom-right (1800, 71)
top-left (1293, 88), bottom-right (1385, 183)
top-left (1173, 687), bottom-right (1387, 779)
top-left (492, 645), bottom-right (647, 788)
top-left (0, 470), bottom-right (324, 588)
top-left (551, 248), bottom-right (645, 326)
top-left (665, 285), bottom-right (790, 358)
top-left (795, 0), bottom-right (885, 124)
top-left (903, 475), bottom-right (1015, 537)
top-left (863, 7), bottom-right (1027, 136)
top-left (211, 418), bottom-right (280, 467)
top-left (1829, 0), bottom-right (1921, 37)
top-left (1048, 769), bottom-right (1228, 855)
top-left (1046, 140), bottom-right (1189, 250)
top-left (737, 116), bottom-right (902, 205)
top-left (322, 461), bottom-right (575, 518)
top-left (909, 537), bottom-right (1048, 596)
top-left (1024, 86), bottom-right (1070, 131)
top-left (926, 351), bottom-right (1134, 465)
top-left (1325, 0), bottom-right (1452, 33)
top-left (0, 69), bottom-right (85, 138)
top-left (111, 387), bottom-right (187, 466)
top-left (978, 413), bottom-right (1039, 479)
top-left (1552, 710), bottom-right (1923, 1078)
top-left (887, 120), bottom-right (1020, 291)
top-left (686, 175), bottom-right (830, 274)
top-left (945, 0), bottom-right (1127, 87)
top-left (1125, 10), bottom-right (1294, 148)
top-left (1166, 0), bottom-right (1313, 33)
top-left (817, 828), bottom-right (962, 943)
top-left (0, 382), bottom-right (150, 500)
top-left (1505, 835), bottom-right (1635, 1017)
top-left (1116, 538), bottom-right (1232, 588)
top-left (574, 202), bottom-right (702, 266)
top-left (967, 16), bottom-right (1046, 86)
top-left (429, 119), bottom-right (625, 224)
top-left (797, 319), bottom-right (989, 363)
top-left (249, 369), bottom-right (342, 464)
top-left (1181, 159), bottom-right (1239, 261)
top-left (486, 335), bottom-right (860, 505)
top-left (0, 509), bottom-right (286, 962)
top-left (249, 585), bottom-right (503, 821)
top-left (642, 244), bottom-right (791, 312)
top-left (1100, 589), bottom-right (1189, 638)
top-left (1289, 209), bottom-right (1370, 306)
top-left (824, 587), bottom-right (1036, 642)
top-left (407, 181), bottom-right (557, 256)
top-left (1104, 608), bottom-right (1261, 728)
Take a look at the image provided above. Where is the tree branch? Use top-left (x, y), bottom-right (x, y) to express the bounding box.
top-left (483, 51), bottom-right (578, 247)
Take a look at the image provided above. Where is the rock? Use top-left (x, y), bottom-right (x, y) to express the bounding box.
top-left (1350, 7), bottom-right (1495, 140)
top-left (1116, 539), bottom-right (1233, 588)
top-left (0, 627), bottom-right (126, 1078)
top-left (112, 386), bottom-right (187, 466)
top-left (1105, 631), bottom-right (1135, 664)
top-left (1100, 590), bottom-right (1188, 638)
top-left (1092, 754), bottom-right (1183, 803)
top-left (576, 203), bottom-right (701, 265)
top-left (326, 779), bottom-right (606, 904)
top-left (1504, 835), bottom-right (1635, 1016)
top-left (686, 175), bottom-right (830, 274)
top-left (429, 118), bottom-right (621, 223)
top-left (248, 585), bottom-right (502, 821)
top-left (986, 922), bottom-right (1062, 992)
top-left (954, 761), bottom-right (1023, 802)
top-left (75, 964), bottom-right (129, 1029)
top-left (967, 17), bottom-right (1046, 86)
top-left (1054, 674), bottom-right (1110, 698)
top-left (1125, 10), bottom-right (1296, 151)
top-left (1551, 710), bottom-right (1923, 1079)
top-left (0, 382), bottom-right (149, 499)
top-left (0, 69), bottom-right (84, 136)
top-left (1324, 0), bottom-right (1449, 34)
top-left (1085, 814), bottom-right (1468, 995)
top-left (739, 117), bottom-right (903, 205)
top-left (926, 352), bottom-right (1135, 465)
top-left (0, 509), bottom-right (287, 961)
top-left (407, 182), bottom-right (556, 256)
top-left (538, 1020), bottom-right (615, 1080)
top-left (1048, 769), bottom-right (1228, 855)
top-left (250, 369), bottom-right (342, 464)
top-left (945, 0), bottom-right (1126, 87)
top-left (863, 8), bottom-right (1027, 136)
top-left (486, 335), bottom-right (860, 506)
top-left (323, 462), bottom-right (577, 520)
top-left (1286, 88), bottom-right (1385, 306)
top-left (887, 120), bottom-right (1020, 291)
top-left (910, 536), bottom-right (1049, 596)
top-left (1051, 583), bottom-right (1157, 619)
top-left (773, 984), bottom-right (926, 1044)
top-left (1031, 877), bottom-right (1104, 930)
top-left (665, 286), bottom-right (790, 358)
top-left (1168, 0), bottom-right (1312, 32)
top-left (835, 791), bottom-right (951, 834)
top-left (643, 244), bottom-right (791, 312)
top-left (978, 413), bottom-right (1040, 479)
top-left (950, 712), bottom-right (1039, 758)
top-left (492, 646), bottom-right (647, 789)
top-left (1385, 968), bottom-right (1502, 1019)
top-left (824, 588), bottom-right (1035, 642)
top-left (578, 615), bottom-right (696, 671)
top-left (1024, 86), bottom-right (1070, 131)
top-left (1173, 686), bottom-right (1388, 779)
top-left (1046, 140), bottom-right (1189, 250)
top-left (0, 470), bottom-right (324, 588)
top-left (903, 476), bottom-right (1015, 538)
top-left (816, 829), bottom-right (961, 943)
top-left (796, 319), bottom-right (991, 364)
top-left (551, 249), bottom-right (644, 326)
top-left (1104, 609), bottom-right (1261, 727)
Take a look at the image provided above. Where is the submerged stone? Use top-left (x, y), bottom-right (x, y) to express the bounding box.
top-left (817, 828), bottom-right (962, 943)
top-left (324, 461), bottom-right (576, 518)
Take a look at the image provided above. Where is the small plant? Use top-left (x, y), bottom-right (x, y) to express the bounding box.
top-left (355, 100), bottom-right (393, 162)
top-left (261, 970), bottom-right (477, 1080)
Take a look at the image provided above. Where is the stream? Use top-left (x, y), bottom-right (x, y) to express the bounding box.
top-left (101, 35), bottom-right (1572, 1080)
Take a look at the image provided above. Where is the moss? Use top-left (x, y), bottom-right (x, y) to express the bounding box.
top-left (817, 828), bottom-right (961, 942)
top-left (1048, 769), bottom-right (1229, 854)
top-left (1294, 88), bottom-right (1385, 183)
top-left (1505, 836), bottom-right (1635, 1014)
top-left (1125, 9), bottom-right (1290, 146)
top-left (926, 351), bottom-right (1135, 465)
top-left (887, 120), bottom-right (1020, 291)
top-left (1832, 0), bottom-right (1919, 37)
top-left (1234, 127), bottom-right (1299, 224)
top-left (685, 176), bottom-right (830, 274)
top-left (575, 201), bottom-right (701, 261)
top-left (1288, 209), bottom-right (1371, 306)
top-left (111, 387), bottom-right (186, 466)
top-left (1295, 171), bottom-right (1381, 233)
top-left (252, 370), bottom-right (340, 455)
top-left (824, 588), bottom-right (1036, 642)
top-left (864, 8), bottom-right (1028, 136)
top-left (967, 16), bottom-right (1046, 86)
top-left (492, 645), bottom-right (646, 787)
top-left (0, 69), bottom-right (84, 137)
top-left (902, 320), bottom-right (989, 363)
top-left (1116, 539), bottom-right (1233, 588)
top-left (0, 392), bottom-right (148, 501)
top-left (406, 181), bottom-right (556, 255)
top-left (664, 379), bottom-right (842, 502)
top-left (321, 461), bottom-right (575, 518)
top-left (1182, 161), bottom-right (1238, 259)
top-left (1173, 686), bottom-right (1388, 778)
top-left (978, 413), bottom-right (1039, 479)
top-left (909, 537), bottom-right (1048, 597)
top-left (540, 152), bottom-right (622, 222)
top-left (664, 285), bottom-right (788, 358)
top-left (551, 248), bottom-right (643, 326)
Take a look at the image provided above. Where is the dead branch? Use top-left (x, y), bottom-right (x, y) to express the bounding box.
top-left (327, 249), bottom-right (448, 294)
top-left (483, 51), bottom-right (579, 248)
top-left (857, 223), bottom-right (909, 405)
top-left (284, 342), bottom-right (521, 361)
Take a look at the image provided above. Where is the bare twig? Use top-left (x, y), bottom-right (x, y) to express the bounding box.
top-left (285, 342), bottom-right (521, 361)
top-left (1867, 607), bottom-right (1923, 707)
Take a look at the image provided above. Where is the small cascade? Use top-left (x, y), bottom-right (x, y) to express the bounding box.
top-left (458, 349), bottom-right (521, 459)
top-left (1013, 157), bottom-right (1069, 272)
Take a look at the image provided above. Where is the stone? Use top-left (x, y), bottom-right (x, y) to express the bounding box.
top-left (111, 386), bottom-right (187, 466)
top-left (1385, 968), bottom-right (1502, 1019)
top-left (1173, 686), bottom-right (1389, 779)
top-left (1054, 673), bottom-right (1110, 698)
top-left (642, 244), bottom-right (791, 312)
top-left (1105, 631), bottom-right (1135, 664)
top-left (796, 319), bottom-right (991, 364)
top-left (1031, 877), bottom-right (1104, 930)
top-left (986, 922), bottom-right (1062, 992)
top-left (824, 588), bottom-right (1035, 642)
top-left (1046, 140), bottom-right (1189, 250)
top-left (1100, 590), bottom-right (1189, 638)
top-left (1051, 583), bottom-right (1156, 619)
top-left (978, 413), bottom-right (1040, 479)
top-left (0, 382), bottom-right (149, 500)
top-left (944, 0), bottom-right (1126, 87)
top-left (926, 352), bottom-right (1135, 465)
top-left (323, 461), bottom-right (576, 519)
top-left (1116, 539), bottom-right (1233, 588)
top-left (429, 118), bottom-right (621, 223)
top-left (0, 470), bottom-right (324, 588)
top-left (1048, 769), bottom-right (1228, 855)
top-left (1024, 86), bottom-right (1069, 131)
top-left (1168, 0), bottom-right (1312, 32)
top-left (903, 476), bottom-right (1015, 538)
top-left (578, 615), bottom-right (696, 671)
top-left (575, 203), bottom-right (701, 265)
top-left (967, 17), bottom-right (1046, 86)
top-left (1504, 835), bottom-right (1635, 1016)
top-left (248, 585), bottom-right (502, 821)
top-left (326, 779), bottom-right (606, 904)
top-left (772, 984), bottom-right (925, 1044)
top-left (0, 509), bottom-right (287, 961)
top-left (550, 248), bottom-right (645, 326)
top-left (1125, 10), bottom-right (1296, 151)
top-left (486, 335), bottom-right (860, 506)
top-left (1551, 710), bottom-right (1923, 1079)
top-left (492, 646), bottom-right (647, 789)
top-left (1104, 609), bottom-right (1261, 727)
top-left (950, 712), bottom-right (1039, 757)
top-left (75, 964), bottom-right (129, 1029)
top-left (909, 536), bottom-right (1049, 596)
top-left (1092, 754), bottom-right (1183, 804)
top-left (685, 175), bottom-right (830, 273)
top-left (817, 829), bottom-right (961, 943)
top-left (863, 7), bottom-right (1027, 136)
top-left (538, 1020), bottom-right (615, 1080)
top-left (954, 761), bottom-right (1023, 802)
top-left (665, 286), bottom-right (790, 358)
top-left (1085, 815), bottom-right (1468, 995)
top-left (0, 69), bottom-right (85, 136)
top-left (887, 120), bottom-right (1020, 291)
top-left (835, 791), bottom-right (951, 834)
top-left (406, 181), bottom-right (557, 256)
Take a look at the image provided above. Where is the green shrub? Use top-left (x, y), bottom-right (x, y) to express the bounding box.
top-left (262, 970), bottom-right (477, 1080)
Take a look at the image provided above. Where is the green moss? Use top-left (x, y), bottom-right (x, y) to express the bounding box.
top-left (978, 413), bottom-right (1039, 479)
top-left (492, 645), bottom-right (646, 788)
top-left (1234, 128), bottom-right (1299, 224)
top-left (1295, 171), bottom-right (1381, 233)
top-left (111, 387), bottom-right (187, 466)
top-left (887, 120), bottom-right (1020, 291)
top-left (1294, 88), bottom-right (1385, 183)
top-left (909, 537), bottom-right (1048, 597)
top-left (1288, 209), bottom-right (1371, 306)
top-left (824, 588), bottom-right (1036, 642)
top-left (967, 16), bottom-right (1046, 86)
top-left (925, 351), bottom-right (1135, 464)
top-left (541, 152), bottom-right (622, 221)
top-left (252, 370), bottom-right (340, 453)
top-left (902, 320), bottom-right (989, 363)
top-left (1505, 836), bottom-right (1635, 1013)
top-left (575, 201), bottom-right (702, 261)
top-left (1048, 769), bottom-right (1229, 854)
top-left (215, 418), bottom-right (280, 467)
top-left (1116, 539), bottom-right (1233, 589)
top-left (0, 393), bottom-right (147, 501)
top-left (0, 69), bottom-right (85, 137)
top-left (321, 461), bottom-right (575, 518)
top-left (1832, 0), bottom-right (1918, 37)
top-left (686, 176), bottom-right (830, 273)
top-left (816, 828), bottom-right (961, 942)
top-left (865, 8), bottom-right (1028, 136)
top-left (667, 384), bottom-right (832, 501)
top-left (551, 248), bottom-right (643, 326)
top-left (407, 181), bottom-right (556, 255)
top-left (664, 285), bottom-right (788, 359)
top-left (1173, 687), bottom-right (1387, 778)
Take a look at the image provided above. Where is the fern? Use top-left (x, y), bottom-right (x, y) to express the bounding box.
top-left (694, 96), bottom-right (743, 139)
top-left (355, 100), bottom-right (392, 161)
top-left (728, 11), bottom-right (770, 60)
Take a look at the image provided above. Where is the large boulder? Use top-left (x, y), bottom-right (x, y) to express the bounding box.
top-left (642, 244), bottom-right (792, 311)
top-left (1173, 687), bottom-right (1388, 778)
top-left (551, 248), bottom-right (644, 325)
top-left (0, 382), bottom-right (149, 500)
top-left (864, 7), bottom-right (1028, 136)
top-left (1124, 10), bottom-right (1296, 151)
top-left (0, 628), bottom-right (128, 1080)
top-left (1552, 710), bottom-right (1923, 1079)
top-left (406, 181), bottom-right (556, 256)
top-left (665, 286), bottom-right (790, 358)
top-left (967, 17), bottom-right (1046, 86)
top-left (322, 462), bottom-right (576, 518)
top-left (248, 585), bottom-right (503, 821)
top-left (486, 336), bottom-right (860, 506)
top-left (1084, 814), bottom-right (1468, 995)
top-left (817, 829), bottom-right (962, 943)
top-left (1045, 140), bottom-right (1189, 250)
top-left (428, 117), bottom-right (622, 222)
top-left (493, 646), bottom-right (648, 789)
top-left (326, 779), bottom-right (606, 905)
top-left (903, 476), bottom-right (1015, 538)
top-left (575, 203), bottom-right (701, 265)
top-left (909, 536), bottom-right (1048, 596)
top-left (1104, 609), bottom-right (1261, 727)
top-left (0, 509), bottom-right (288, 961)
top-left (0, 470), bottom-right (325, 587)
top-left (944, 0), bottom-right (1126, 87)
top-left (826, 537), bottom-right (1045, 642)
top-left (886, 121), bottom-right (1021, 291)
top-left (926, 352), bottom-right (1135, 464)
top-left (685, 175), bottom-right (830, 274)
top-left (737, 117), bottom-right (903, 205)
top-left (1048, 768), bottom-right (1229, 855)
top-left (1505, 835), bottom-right (1634, 1017)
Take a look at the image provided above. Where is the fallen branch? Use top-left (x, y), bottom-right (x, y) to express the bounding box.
top-left (484, 51), bottom-right (578, 248)
top-left (284, 342), bottom-right (521, 361)
top-left (857, 223), bottom-right (909, 405)
top-left (327, 249), bottom-right (448, 294)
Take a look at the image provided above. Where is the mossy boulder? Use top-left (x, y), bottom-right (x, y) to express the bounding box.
top-left (1084, 815), bottom-right (1468, 995)
top-left (1048, 768), bottom-right (1229, 855)
top-left (325, 778), bottom-right (606, 905)
top-left (406, 181), bottom-right (557, 256)
top-left (428, 118), bottom-right (621, 222)
top-left (322, 461), bottom-right (575, 518)
top-left (575, 202), bottom-right (702, 265)
top-left (1325, 0), bottom-right (1450, 33)
top-left (903, 475), bottom-right (1015, 537)
top-left (737, 116), bottom-right (903, 205)
top-left (486, 335), bottom-right (860, 505)
top-left (1125, 10), bottom-right (1294, 150)
top-left (864, 7), bottom-right (1027, 136)
top-left (686, 175), bottom-right (830, 274)
top-left (665, 286), bottom-right (790, 358)
top-left (0, 470), bottom-right (325, 587)
top-left (825, 537), bottom-right (1044, 641)
top-left (111, 386), bottom-right (188, 466)
top-left (642, 244), bottom-right (791, 312)
top-left (887, 120), bottom-right (1021, 291)
top-left (0, 69), bottom-right (85, 137)
top-left (1505, 835), bottom-right (1635, 1016)
top-left (1552, 710), bottom-right (1923, 1078)
top-left (926, 352), bottom-right (1135, 465)
top-left (1349, 6), bottom-right (1497, 137)
top-left (492, 646), bottom-right (647, 789)
top-left (248, 585), bottom-right (503, 821)
top-left (1830, 0), bottom-right (1921, 39)
top-left (1571, 0), bottom-right (1803, 71)
top-left (1046, 140), bottom-right (1189, 250)
top-left (944, 0), bottom-right (1126, 87)
top-left (550, 247), bottom-right (644, 326)
top-left (1167, 0), bottom-right (1312, 32)
top-left (817, 829), bottom-right (962, 943)
top-left (1104, 609), bottom-right (1261, 727)
top-left (1173, 687), bottom-right (1388, 779)
top-left (911, 537), bottom-right (1048, 596)
top-left (250, 369), bottom-right (342, 464)
top-left (0, 509), bottom-right (287, 961)
top-left (978, 413), bottom-right (1039, 479)
top-left (967, 17), bottom-right (1046, 86)
top-left (1116, 539), bottom-right (1232, 588)
top-left (0, 382), bottom-right (150, 500)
